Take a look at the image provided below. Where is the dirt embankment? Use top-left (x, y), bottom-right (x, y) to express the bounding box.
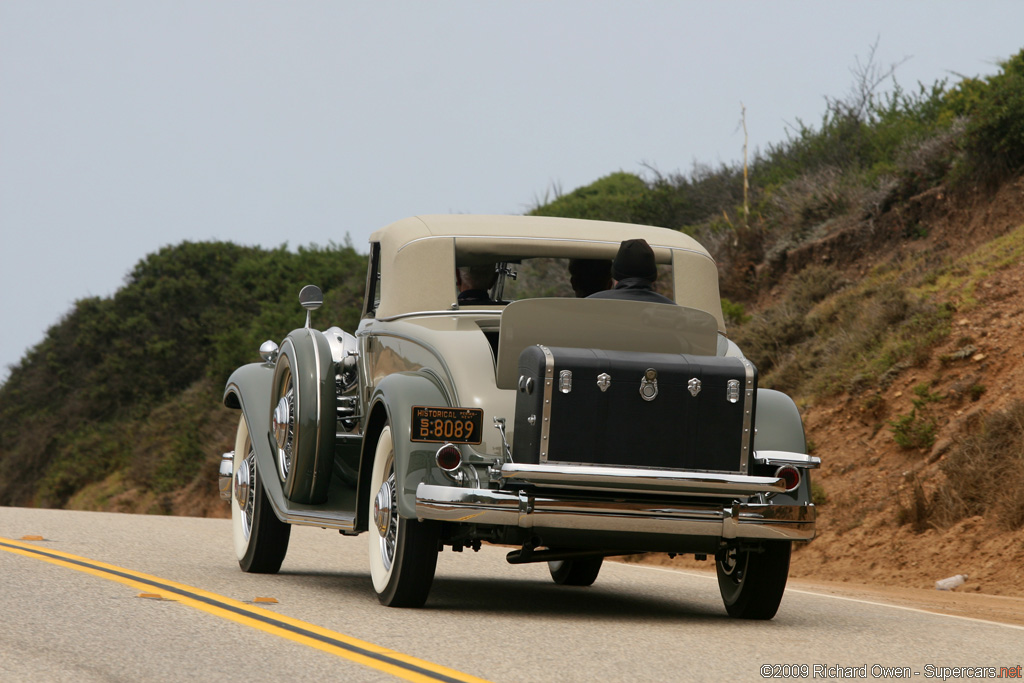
top-left (777, 179), bottom-right (1024, 599)
top-left (637, 181), bottom-right (1024, 625)
top-left (790, 263), bottom-right (1024, 596)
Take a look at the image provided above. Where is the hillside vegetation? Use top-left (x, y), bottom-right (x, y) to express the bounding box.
top-left (2, 48), bottom-right (1023, 593)
top-left (0, 242), bottom-right (366, 513)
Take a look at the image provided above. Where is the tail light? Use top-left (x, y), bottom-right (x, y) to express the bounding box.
top-left (435, 443), bottom-right (462, 472)
top-left (775, 465), bottom-right (801, 492)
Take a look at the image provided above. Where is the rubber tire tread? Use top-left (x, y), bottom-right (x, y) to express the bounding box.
top-left (716, 541), bottom-right (791, 620)
top-left (240, 475), bottom-right (292, 574)
top-left (368, 425), bottom-right (440, 608)
top-left (548, 557), bottom-right (604, 586)
top-left (376, 517), bottom-right (440, 607)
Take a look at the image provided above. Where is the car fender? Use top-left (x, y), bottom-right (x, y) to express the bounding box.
top-left (223, 362), bottom-right (289, 519)
top-left (364, 371), bottom-right (454, 521)
top-left (754, 388), bottom-right (813, 505)
top-left (754, 388), bottom-right (806, 453)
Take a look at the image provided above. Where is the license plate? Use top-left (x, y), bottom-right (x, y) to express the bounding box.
top-left (411, 406), bottom-right (484, 444)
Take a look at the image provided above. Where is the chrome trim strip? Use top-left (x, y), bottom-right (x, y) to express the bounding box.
top-left (740, 357), bottom-right (755, 474)
top-left (272, 507), bottom-right (358, 531)
top-left (725, 503), bottom-right (817, 541)
top-left (539, 345), bottom-right (555, 462)
top-left (500, 462), bottom-right (786, 497)
top-left (415, 483), bottom-right (815, 541)
top-left (311, 330), bottom-right (324, 493)
top-left (754, 450), bottom-right (822, 469)
top-left (375, 310), bottom-right (503, 323)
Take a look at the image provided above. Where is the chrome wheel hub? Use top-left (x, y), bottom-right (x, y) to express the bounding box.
top-left (720, 548), bottom-right (742, 580)
top-left (272, 390), bottom-right (294, 481)
top-left (373, 479), bottom-right (393, 537)
top-left (235, 451), bottom-right (256, 541)
top-left (234, 459), bottom-right (251, 509)
top-left (373, 472), bottom-right (398, 572)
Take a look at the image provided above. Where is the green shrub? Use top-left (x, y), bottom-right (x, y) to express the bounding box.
top-left (889, 410), bottom-right (937, 451)
top-left (954, 49), bottom-right (1024, 184)
top-left (529, 172), bottom-right (649, 223)
top-left (911, 382), bottom-right (944, 408)
top-left (720, 298), bottom-right (750, 326)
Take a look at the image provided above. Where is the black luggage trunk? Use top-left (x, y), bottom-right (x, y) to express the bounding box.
top-left (512, 345), bottom-right (756, 473)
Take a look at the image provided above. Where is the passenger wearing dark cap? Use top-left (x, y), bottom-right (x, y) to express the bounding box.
top-left (586, 238), bottom-right (676, 305)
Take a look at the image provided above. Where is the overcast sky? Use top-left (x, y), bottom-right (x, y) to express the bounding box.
top-left (2, 1), bottom-right (1023, 382)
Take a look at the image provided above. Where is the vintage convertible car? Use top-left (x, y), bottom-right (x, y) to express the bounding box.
top-left (218, 215), bottom-right (818, 619)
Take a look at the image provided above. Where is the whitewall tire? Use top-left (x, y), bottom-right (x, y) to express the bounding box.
top-left (367, 425), bottom-right (439, 607)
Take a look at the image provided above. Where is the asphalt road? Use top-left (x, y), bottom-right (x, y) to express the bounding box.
top-left (1, 507), bottom-right (1021, 682)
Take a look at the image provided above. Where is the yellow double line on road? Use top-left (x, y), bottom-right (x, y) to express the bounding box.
top-left (0, 537), bottom-right (492, 683)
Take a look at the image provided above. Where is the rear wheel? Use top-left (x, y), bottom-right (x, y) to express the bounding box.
top-left (367, 425), bottom-right (439, 607)
top-left (231, 416), bottom-right (291, 573)
top-left (716, 541), bottom-right (791, 619)
top-left (548, 557), bottom-right (604, 586)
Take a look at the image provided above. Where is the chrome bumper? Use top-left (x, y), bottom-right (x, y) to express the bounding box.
top-left (415, 483), bottom-right (816, 542)
top-left (499, 462), bottom-right (788, 497)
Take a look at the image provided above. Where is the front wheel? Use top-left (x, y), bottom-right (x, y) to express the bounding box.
top-left (231, 416), bottom-right (291, 573)
top-left (367, 425), bottom-right (439, 607)
top-left (548, 557), bottom-right (603, 586)
top-left (716, 541), bottom-right (791, 619)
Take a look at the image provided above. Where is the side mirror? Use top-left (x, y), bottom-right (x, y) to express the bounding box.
top-left (299, 284), bottom-right (323, 328)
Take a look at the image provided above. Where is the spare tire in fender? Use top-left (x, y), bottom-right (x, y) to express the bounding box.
top-left (269, 328), bottom-right (335, 504)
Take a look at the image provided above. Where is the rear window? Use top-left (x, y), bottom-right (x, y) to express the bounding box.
top-left (499, 257), bottom-right (673, 302)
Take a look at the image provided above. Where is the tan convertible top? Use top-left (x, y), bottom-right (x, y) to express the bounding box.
top-left (368, 214), bottom-right (725, 331)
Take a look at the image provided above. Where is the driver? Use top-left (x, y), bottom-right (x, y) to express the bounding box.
top-left (456, 264), bottom-right (498, 305)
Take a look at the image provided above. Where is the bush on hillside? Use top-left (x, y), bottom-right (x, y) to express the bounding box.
top-left (951, 49), bottom-right (1024, 185)
top-left (529, 172), bottom-right (649, 223)
top-left (0, 241), bottom-right (367, 507)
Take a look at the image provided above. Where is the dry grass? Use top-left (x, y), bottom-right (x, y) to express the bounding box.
top-left (733, 265), bottom-right (950, 398)
top-left (930, 401), bottom-right (1024, 530)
